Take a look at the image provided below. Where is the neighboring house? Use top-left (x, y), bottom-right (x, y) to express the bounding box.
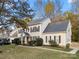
top-left (25, 18), bottom-right (72, 47)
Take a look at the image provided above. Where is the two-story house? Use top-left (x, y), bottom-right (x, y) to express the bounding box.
top-left (24, 18), bottom-right (72, 47)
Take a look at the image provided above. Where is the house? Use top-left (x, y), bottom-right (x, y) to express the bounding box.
top-left (8, 17), bottom-right (72, 47)
top-left (24, 18), bottom-right (72, 47)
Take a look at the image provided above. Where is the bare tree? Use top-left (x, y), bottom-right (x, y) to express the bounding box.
top-left (71, 0), bottom-right (79, 14)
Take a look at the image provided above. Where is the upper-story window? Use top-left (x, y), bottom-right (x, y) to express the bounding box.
top-left (46, 36), bottom-right (47, 43)
top-left (36, 26), bottom-right (40, 32)
top-left (30, 27), bottom-right (33, 32)
top-left (27, 28), bottom-right (29, 32)
top-left (30, 26), bottom-right (40, 32)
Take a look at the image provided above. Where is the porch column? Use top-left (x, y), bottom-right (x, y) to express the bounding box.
top-left (24, 36), bottom-right (27, 45)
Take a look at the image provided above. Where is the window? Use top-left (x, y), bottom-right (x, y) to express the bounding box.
top-left (50, 36), bottom-right (51, 41)
top-left (28, 28), bottom-right (29, 32)
top-left (30, 27), bottom-right (32, 32)
top-left (46, 36), bottom-right (47, 43)
top-left (37, 26), bottom-right (40, 31)
top-left (34, 27), bottom-right (37, 32)
top-left (54, 36), bottom-right (56, 42)
top-left (30, 26), bottom-right (40, 32)
top-left (59, 36), bottom-right (61, 43)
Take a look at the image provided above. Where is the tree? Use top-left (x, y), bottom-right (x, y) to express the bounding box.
top-left (45, 0), bottom-right (54, 18)
top-left (64, 11), bottom-right (79, 42)
top-left (10, 17), bottom-right (31, 29)
top-left (0, 0), bottom-right (34, 29)
top-left (0, 0), bottom-right (12, 37)
top-left (70, 0), bottom-right (79, 41)
top-left (71, 0), bottom-right (79, 14)
top-left (0, 0), bottom-right (8, 13)
top-left (9, 0), bottom-right (34, 18)
top-left (0, 0), bottom-right (34, 41)
top-left (76, 14), bottom-right (79, 41)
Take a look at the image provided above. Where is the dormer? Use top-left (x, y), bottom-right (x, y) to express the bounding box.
top-left (27, 17), bottom-right (51, 33)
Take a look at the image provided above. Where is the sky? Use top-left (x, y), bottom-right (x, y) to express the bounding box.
top-left (28, 0), bottom-right (72, 13)
top-left (61, 0), bottom-right (71, 12)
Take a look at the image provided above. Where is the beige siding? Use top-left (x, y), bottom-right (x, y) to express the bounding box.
top-left (42, 32), bottom-right (66, 46)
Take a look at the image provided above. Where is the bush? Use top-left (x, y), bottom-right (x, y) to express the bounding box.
top-left (49, 40), bottom-right (58, 47)
top-left (13, 38), bottom-right (21, 45)
top-left (0, 38), bottom-right (10, 45)
top-left (35, 38), bottom-right (43, 46)
top-left (27, 38), bottom-right (43, 46)
top-left (3, 39), bottom-right (10, 45)
top-left (28, 40), bottom-right (36, 46)
top-left (66, 43), bottom-right (70, 49)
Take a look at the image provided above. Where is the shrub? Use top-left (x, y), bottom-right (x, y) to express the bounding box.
top-left (66, 43), bottom-right (70, 49)
top-left (27, 38), bottom-right (43, 46)
top-left (13, 38), bottom-right (21, 45)
top-left (0, 38), bottom-right (10, 45)
top-left (12, 40), bottom-right (14, 44)
top-left (49, 40), bottom-right (58, 47)
top-left (3, 39), bottom-right (10, 45)
top-left (35, 38), bottom-right (43, 46)
top-left (28, 40), bottom-right (36, 46)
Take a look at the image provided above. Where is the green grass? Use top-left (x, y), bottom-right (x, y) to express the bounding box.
top-left (0, 45), bottom-right (78, 59)
top-left (41, 46), bottom-right (72, 52)
top-left (75, 51), bottom-right (79, 59)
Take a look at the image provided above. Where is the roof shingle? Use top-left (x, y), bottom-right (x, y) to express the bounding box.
top-left (43, 20), bottom-right (69, 33)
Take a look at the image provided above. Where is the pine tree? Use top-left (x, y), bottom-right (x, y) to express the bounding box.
top-left (0, 0), bottom-right (34, 29)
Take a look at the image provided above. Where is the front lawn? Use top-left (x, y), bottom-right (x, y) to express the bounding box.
top-left (0, 45), bottom-right (78, 59)
top-left (41, 46), bottom-right (72, 52)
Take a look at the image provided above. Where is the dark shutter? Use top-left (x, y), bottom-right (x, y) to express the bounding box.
top-left (46, 36), bottom-right (47, 43)
top-left (59, 36), bottom-right (61, 43)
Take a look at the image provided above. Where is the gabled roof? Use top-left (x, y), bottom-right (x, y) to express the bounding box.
top-left (43, 20), bottom-right (69, 33)
top-left (28, 17), bottom-right (48, 26)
